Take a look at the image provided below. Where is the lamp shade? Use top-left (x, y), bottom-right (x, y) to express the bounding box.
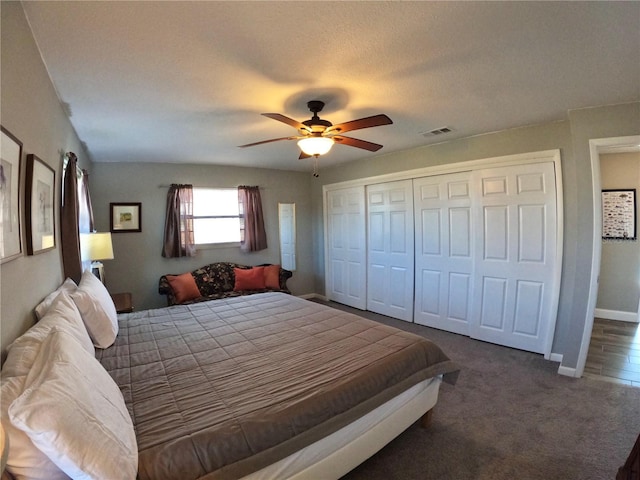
top-left (80, 232), bottom-right (114, 262)
top-left (297, 136), bottom-right (334, 156)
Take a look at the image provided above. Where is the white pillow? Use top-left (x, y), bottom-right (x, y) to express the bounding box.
top-left (1, 376), bottom-right (70, 480)
top-left (3, 292), bottom-right (94, 378)
top-left (34, 278), bottom-right (77, 320)
top-left (70, 269), bottom-right (118, 348)
top-left (8, 328), bottom-right (138, 480)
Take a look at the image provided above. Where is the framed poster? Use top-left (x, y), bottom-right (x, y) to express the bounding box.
top-left (25, 154), bottom-right (56, 255)
top-left (0, 126), bottom-right (23, 263)
top-left (602, 189), bottom-right (636, 240)
top-left (110, 202), bottom-right (141, 232)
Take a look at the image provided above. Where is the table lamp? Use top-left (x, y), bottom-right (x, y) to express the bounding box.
top-left (81, 232), bottom-right (114, 283)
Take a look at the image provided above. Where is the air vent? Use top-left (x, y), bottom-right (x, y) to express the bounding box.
top-left (422, 127), bottom-right (452, 137)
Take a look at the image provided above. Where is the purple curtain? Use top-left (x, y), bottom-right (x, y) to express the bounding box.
top-left (61, 153), bottom-right (82, 282)
top-left (162, 184), bottom-right (196, 258)
top-left (238, 185), bottom-right (267, 252)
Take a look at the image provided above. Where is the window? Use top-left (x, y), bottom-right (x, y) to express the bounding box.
top-left (193, 188), bottom-right (241, 245)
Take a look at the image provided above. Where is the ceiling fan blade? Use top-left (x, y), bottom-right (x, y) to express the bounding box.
top-left (262, 113), bottom-right (311, 133)
top-left (325, 114), bottom-right (392, 135)
top-left (238, 136), bottom-right (297, 148)
top-left (333, 135), bottom-right (384, 152)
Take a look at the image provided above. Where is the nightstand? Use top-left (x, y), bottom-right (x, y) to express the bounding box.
top-left (110, 292), bottom-right (133, 313)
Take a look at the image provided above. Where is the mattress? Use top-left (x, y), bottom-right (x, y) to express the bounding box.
top-left (96, 292), bottom-right (459, 480)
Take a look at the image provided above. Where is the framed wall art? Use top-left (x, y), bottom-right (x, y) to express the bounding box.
top-left (602, 189), bottom-right (636, 240)
top-left (110, 202), bottom-right (141, 233)
top-left (25, 154), bottom-right (56, 255)
top-left (0, 126), bottom-right (23, 263)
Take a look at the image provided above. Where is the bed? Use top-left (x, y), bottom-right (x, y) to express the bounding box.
top-left (1, 272), bottom-right (458, 480)
top-left (96, 292), bottom-right (459, 479)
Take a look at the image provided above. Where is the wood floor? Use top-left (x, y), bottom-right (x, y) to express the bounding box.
top-left (584, 317), bottom-right (640, 387)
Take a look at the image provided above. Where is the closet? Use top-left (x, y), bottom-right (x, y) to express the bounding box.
top-left (324, 151), bottom-right (562, 356)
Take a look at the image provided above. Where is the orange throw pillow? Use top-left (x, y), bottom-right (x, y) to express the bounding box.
top-left (234, 267), bottom-right (265, 291)
top-left (166, 273), bottom-right (201, 303)
top-left (263, 264), bottom-right (281, 289)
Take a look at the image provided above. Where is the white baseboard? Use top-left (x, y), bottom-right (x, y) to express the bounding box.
top-left (557, 365), bottom-right (578, 378)
top-left (548, 353), bottom-right (563, 363)
top-left (594, 308), bottom-right (639, 323)
top-left (550, 354), bottom-right (578, 377)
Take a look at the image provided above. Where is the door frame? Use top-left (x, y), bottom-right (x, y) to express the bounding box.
top-left (577, 135), bottom-right (640, 378)
top-left (323, 149), bottom-right (563, 359)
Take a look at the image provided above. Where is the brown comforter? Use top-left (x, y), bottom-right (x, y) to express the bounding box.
top-left (96, 292), bottom-right (459, 480)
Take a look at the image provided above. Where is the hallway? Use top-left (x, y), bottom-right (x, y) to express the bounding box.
top-left (584, 318), bottom-right (640, 387)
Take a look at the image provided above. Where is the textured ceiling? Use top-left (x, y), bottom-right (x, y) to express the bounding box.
top-left (22, 1), bottom-right (640, 172)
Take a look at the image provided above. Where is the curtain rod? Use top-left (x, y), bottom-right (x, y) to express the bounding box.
top-left (157, 185), bottom-right (263, 188)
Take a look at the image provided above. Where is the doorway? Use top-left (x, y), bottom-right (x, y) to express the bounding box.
top-left (584, 318), bottom-right (640, 386)
top-left (578, 135), bottom-right (640, 378)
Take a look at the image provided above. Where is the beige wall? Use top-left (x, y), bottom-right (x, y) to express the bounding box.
top-left (598, 152), bottom-right (640, 313)
top-left (563, 104), bottom-right (640, 366)
top-left (90, 162), bottom-right (314, 311)
top-left (310, 120), bottom-right (576, 358)
top-left (0, 2), bottom-right (90, 359)
top-left (2, 1), bottom-right (639, 372)
top-left (311, 102), bottom-right (640, 370)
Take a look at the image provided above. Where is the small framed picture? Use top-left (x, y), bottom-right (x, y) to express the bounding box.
top-left (110, 202), bottom-right (141, 233)
top-left (602, 189), bottom-right (636, 240)
top-left (25, 154), bottom-right (56, 255)
top-left (1, 126), bottom-right (23, 263)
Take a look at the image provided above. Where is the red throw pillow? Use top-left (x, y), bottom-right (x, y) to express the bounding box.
top-left (263, 264), bottom-right (281, 289)
top-left (166, 273), bottom-right (201, 303)
top-left (234, 267), bottom-right (265, 291)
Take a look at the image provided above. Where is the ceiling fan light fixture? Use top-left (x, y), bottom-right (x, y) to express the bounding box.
top-left (297, 136), bottom-right (334, 156)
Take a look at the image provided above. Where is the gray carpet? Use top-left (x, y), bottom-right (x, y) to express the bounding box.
top-left (310, 300), bottom-right (640, 480)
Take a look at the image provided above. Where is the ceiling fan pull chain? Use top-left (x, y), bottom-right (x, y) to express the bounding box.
top-left (313, 157), bottom-right (319, 178)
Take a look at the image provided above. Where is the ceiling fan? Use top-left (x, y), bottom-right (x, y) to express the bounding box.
top-left (239, 100), bottom-right (393, 160)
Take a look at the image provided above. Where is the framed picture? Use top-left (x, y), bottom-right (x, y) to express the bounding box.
top-left (602, 189), bottom-right (636, 240)
top-left (25, 154), bottom-right (56, 255)
top-left (110, 202), bottom-right (141, 233)
top-left (1, 126), bottom-right (23, 263)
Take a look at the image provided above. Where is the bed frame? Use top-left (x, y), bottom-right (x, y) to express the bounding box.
top-left (244, 376), bottom-right (441, 479)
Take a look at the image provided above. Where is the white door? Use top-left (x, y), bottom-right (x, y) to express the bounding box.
top-left (367, 180), bottom-right (414, 322)
top-left (414, 172), bottom-right (473, 334)
top-left (326, 187), bottom-right (367, 309)
top-left (278, 203), bottom-right (296, 271)
top-left (470, 162), bottom-right (558, 354)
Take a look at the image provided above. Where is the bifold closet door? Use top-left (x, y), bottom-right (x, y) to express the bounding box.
top-left (326, 186), bottom-right (367, 310)
top-left (366, 180), bottom-right (414, 322)
top-left (470, 162), bottom-right (558, 354)
top-left (414, 172), bottom-right (473, 334)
